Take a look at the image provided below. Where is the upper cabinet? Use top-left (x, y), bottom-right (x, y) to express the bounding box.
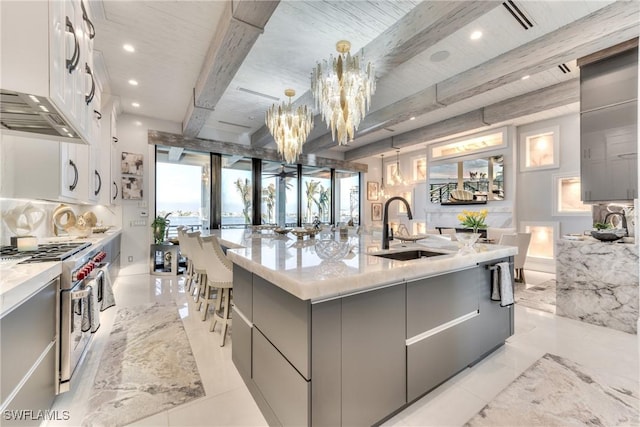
top-left (1, 0), bottom-right (99, 145)
top-left (579, 40), bottom-right (638, 202)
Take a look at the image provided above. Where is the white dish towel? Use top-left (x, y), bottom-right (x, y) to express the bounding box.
top-left (490, 261), bottom-right (514, 307)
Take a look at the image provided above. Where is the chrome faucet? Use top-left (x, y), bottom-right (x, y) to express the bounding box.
top-left (382, 196), bottom-right (413, 249)
top-left (604, 212), bottom-right (629, 236)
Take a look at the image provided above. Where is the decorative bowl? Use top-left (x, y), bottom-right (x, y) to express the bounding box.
top-left (455, 232), bottom-right (481, 247)
top-left (274, 227), bottom-right (291, 235)
top-left (291, 229), bottom-right (308, 240)
top-left (305, 227), bottom-right (320, 238)
top-left (591, 230), bottom-right (625, 242)
top-left (315, 240), bottom-right (352, 260)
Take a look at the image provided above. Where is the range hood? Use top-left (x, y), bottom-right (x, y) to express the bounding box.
top-left (0, 90), bottom-right (83, 142)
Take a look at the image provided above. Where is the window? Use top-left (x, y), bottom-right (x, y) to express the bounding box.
top-left (335, 170), bottom-right (360, 225)
top-left (302, 166), bottom-right (331, 224)
top-left (155, 147), bottom-right (210, 236)
top-left (221, 155), bottom-right (252, 227)
top-left (261, 161), bottom-right (298, 226)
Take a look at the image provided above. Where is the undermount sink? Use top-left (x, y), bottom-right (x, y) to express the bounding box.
top-left (371, 249), bottom-right (447, 261)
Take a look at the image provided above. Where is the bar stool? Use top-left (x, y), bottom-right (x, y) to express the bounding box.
top-left (183, 231), bottom-right (205, 306)
top-left (201, 236), bottom-right (233, 346)
top-left (499, 233), bottom-right (531, 284)
top-left (176, 226), bottom-right (193, 292)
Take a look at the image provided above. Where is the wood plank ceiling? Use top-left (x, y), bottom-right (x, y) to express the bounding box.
top-left (92, 0), bottom-right (639, 161)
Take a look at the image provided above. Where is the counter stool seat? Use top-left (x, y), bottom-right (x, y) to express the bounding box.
top-left (201, 236), bottom-right (233, 345)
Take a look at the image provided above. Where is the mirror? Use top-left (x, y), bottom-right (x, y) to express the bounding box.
top-left (429, 155), bottom-right (504, 204)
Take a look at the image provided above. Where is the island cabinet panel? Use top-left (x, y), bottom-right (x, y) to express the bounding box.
top-left (405, 268), bottom-right (481, 402)
top-left (232, 266), bottom-right (253, 381)
top-left (232, 265), bottom-right (253, 321)
top-left (406, 267), bottom-right (480, 338)
top-left (472, 258), bottom-right (515, 359)
top-left (253, 329), bottom-right (310, 426)
top-left (252, 275), bottom-right (311, 379)
top-left (311, 299), bottom-right (342, 427)
top-left (341, 284), bottom-right (407, 426)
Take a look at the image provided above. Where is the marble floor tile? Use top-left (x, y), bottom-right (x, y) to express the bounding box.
top-left (46, 270), bottom-right (638, 427)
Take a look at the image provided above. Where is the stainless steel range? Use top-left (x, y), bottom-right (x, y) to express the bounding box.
top-left (1, 241), bottom-right (109, 394)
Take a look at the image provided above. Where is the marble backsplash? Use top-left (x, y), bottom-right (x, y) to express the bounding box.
top-left (0, 199), bottom-right (121, 246)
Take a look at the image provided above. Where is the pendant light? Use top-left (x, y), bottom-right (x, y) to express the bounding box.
top-left (265, 88), bottom-right (314, 164)
top-left (379, 154), bottom-right (386, 199)
top-left (393, 149), bottom-right (406, 186)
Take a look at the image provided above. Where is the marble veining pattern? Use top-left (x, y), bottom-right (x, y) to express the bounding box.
top-left (465, 353), bottom-right (639, 426)
top-left (81, 302), bottom-right (205, 426)
top-left (556, 240), bottom-right (638, 334)
top-left (515, 279), bottom-right (556, 314)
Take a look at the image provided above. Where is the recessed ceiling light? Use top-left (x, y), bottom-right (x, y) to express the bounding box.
top-left (131, 102), bottom-right (140, 108)
top-left (521, 75), bottom-right (530, 80)
top-left (430, 50), bottom-right (450, 63)
top-left (410, 116), bottom-right (416, 121)
top-left (470, 31), bottom-right (482, 40)
top-left (134, 121), bottom-right (142, 126)
top-left (128, 79), bottom-right (138, 86)
top-left (123, 44), bottom-right (135, 53)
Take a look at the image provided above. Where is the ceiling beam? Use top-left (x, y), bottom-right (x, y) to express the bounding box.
top-left (148, 130), bottom-right (368, 173)
top-left (344, 79), bottom-right (579, 162)
top-left (182, 0), bottom-right (280, 138)
top-left (308, 0), bottom-right (639, 155)
top-left (250, 0), bottom-right (501, 149)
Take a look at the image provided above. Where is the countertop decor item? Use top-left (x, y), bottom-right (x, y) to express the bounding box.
top-left (2, 203), bottom-right (46, 237)
top-left (311, 40), bottom-right (376, 145)
top-left (457, 209), bottom-right (488, 234)
top-left (315, 239), bottom-right (352, 261)
top-left (274, 227), bottom-right (291, 235)
top-left (52, 204), bottom-right (77, 236)
top-left (265, 89), bottom-right (313, 164)
top-left (590, 230), bottom-right (625, 241)
top-left (291, 229), bottom-right (309, 240)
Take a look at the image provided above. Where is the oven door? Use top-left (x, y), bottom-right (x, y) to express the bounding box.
top-left (58, 279), bottom-right (92, 393)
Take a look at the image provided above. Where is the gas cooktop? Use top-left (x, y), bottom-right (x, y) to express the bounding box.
top-left (0, 242), bottom-right (91, 263)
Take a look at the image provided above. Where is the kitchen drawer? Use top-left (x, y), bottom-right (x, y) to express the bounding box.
top-left (406, 267), bottom-right (480, 338)
top-left (252, 328), bottom-right (309, 426)
top-left (231, 306), bottom-right (252, 381)
top-left (1, 279), bottom-right (57, 403)
top-left (2, 342), bottom-right (56, 426)
top-left (233, 265), bottom-right (252, 321)
top-left (407, 315), bottom-right (477, 402)
top-left (252, 275), bottom-right (311, 379)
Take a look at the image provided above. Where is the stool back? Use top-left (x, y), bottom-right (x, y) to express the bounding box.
top-left (200, 235), bottom-right (233, 288)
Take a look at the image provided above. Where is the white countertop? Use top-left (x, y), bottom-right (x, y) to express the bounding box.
top-left (0, 229), bottom-right (122, 318)
top-left (216, 229), bottom-right (517, 302)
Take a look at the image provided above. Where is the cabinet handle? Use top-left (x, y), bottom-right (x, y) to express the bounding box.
top-left (65, 17), bottom-right (80, 73)
top-left (94, 170), bottom-right (102, 196)
top-left (94, 110), bottom-right (102, 120)
top-left (85, 63), bottom-right (95, 105)
top-left (80, 0), bottom-right (95, 40)
top-left (112, 137), bottom-right (118, 143)
top-left (112, 181), bottom-right (118, 200)
top-left (69, 159), bottom-right (78, 191)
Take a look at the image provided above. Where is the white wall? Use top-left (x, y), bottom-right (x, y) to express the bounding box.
top-left (115, 113), bottom-right (181, 276)
top-left (515, 113), bottom-right (592, 272)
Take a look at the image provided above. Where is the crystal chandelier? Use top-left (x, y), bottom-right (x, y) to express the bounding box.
top-left (311, 40), bottom-right (376, 146)
top-left (265, 89), bottom-right (313, 164)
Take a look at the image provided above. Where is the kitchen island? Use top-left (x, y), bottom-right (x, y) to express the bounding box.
top-left (556, 238), bottom-right (638, 334)
top-left (222, 230), bottom-right (516, 426)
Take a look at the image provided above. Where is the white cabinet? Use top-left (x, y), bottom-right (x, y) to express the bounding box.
top-left (99, 99), bottom-right (120, 205)
top-left (1, 0), bottom-right (99, 145)
top-left (109, 106), bottom-right (121, 205)
top-left (0, 133), bottom-right (88, 203)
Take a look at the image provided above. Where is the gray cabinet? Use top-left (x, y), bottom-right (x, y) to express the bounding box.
top-left (1, 278), bottom-right (58, 420)
top-left (580, 46), bottom-right (638, 202)
top-left (341, 284), bottom-right (406, 426)
top-left (406, 268), bottom-right (480, 402)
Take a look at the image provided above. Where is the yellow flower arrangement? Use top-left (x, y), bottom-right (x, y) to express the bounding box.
top-left (457, 209), bottom-right (488, 233)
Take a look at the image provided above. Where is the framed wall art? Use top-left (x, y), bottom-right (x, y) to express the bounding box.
top-left (122, 176), bottom-right (143, 200)
top-left (121, 152), bottom-right (144, 176)
top-left (371, 203), bottom-right (382, 221)
top-left (367, 181), bottom-right (379, 201)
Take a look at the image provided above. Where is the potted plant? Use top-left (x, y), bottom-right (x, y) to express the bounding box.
top-left (151, 213), bottom-right (171, 244)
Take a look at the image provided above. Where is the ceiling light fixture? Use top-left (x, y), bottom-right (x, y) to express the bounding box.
top-left (393, 149), bottom-right (406, 186)
top-left (470, 31), bottom-right (483, 40)
top-left (265, 89), bottom-right (314, 164)
top-left (410, 116), bottom-right (416, 121)
top-left (123, 44), bottom-right (135, 53)
top-left (128, 79), bottom-right (138, 86)
top-left (379, 154), bottom-right (386, 199)
top-left (521, 75), bottom-right (530, 80)
top-left (311, 40), bottom-right (376, 146)
top-left (131, 102), bottom-right (140, 108)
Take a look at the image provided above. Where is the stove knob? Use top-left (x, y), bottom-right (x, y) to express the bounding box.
top-left (76, 271), bottom-right (85, 281)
